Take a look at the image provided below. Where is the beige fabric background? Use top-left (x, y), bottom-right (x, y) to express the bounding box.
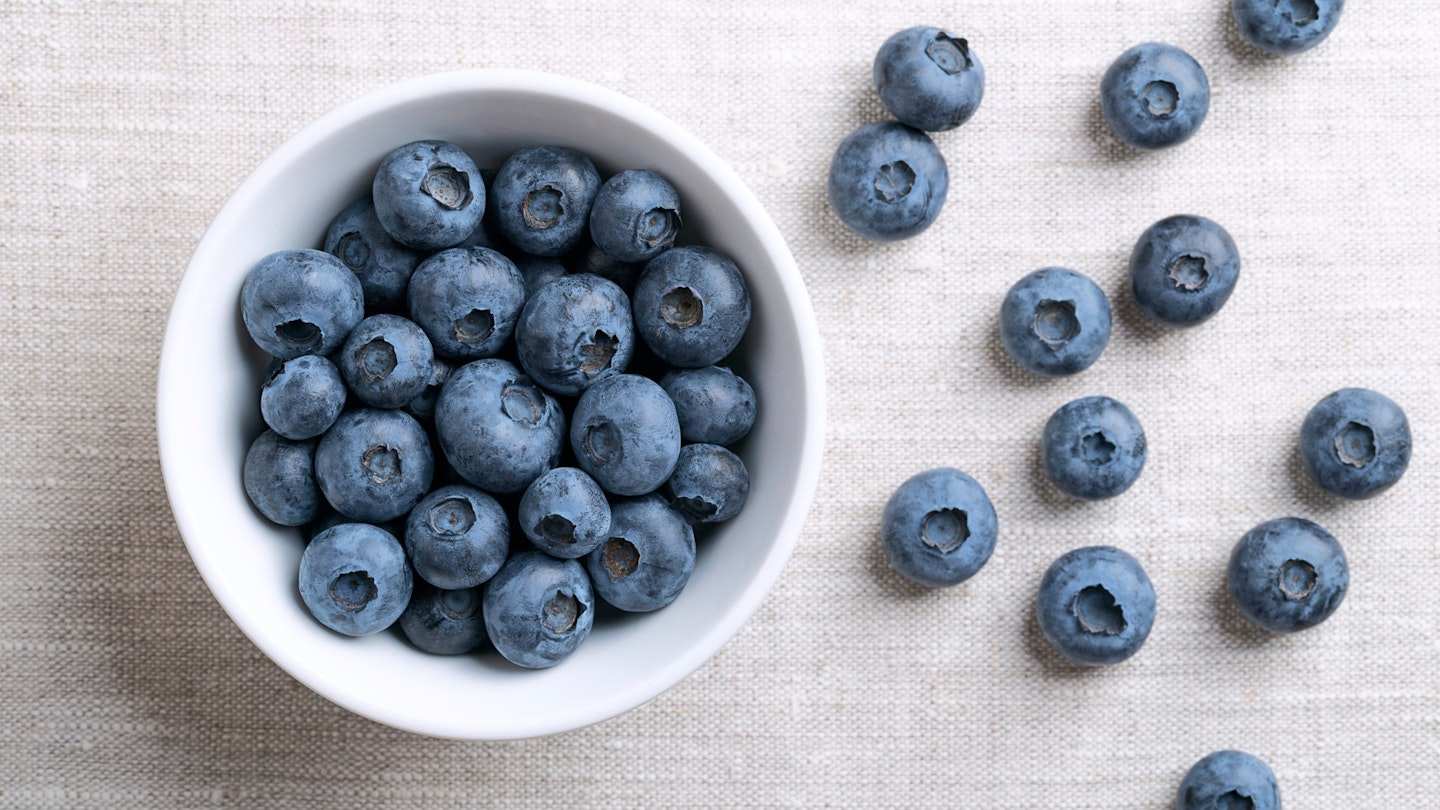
top-left (2, 1), bottom-right (1437, 806)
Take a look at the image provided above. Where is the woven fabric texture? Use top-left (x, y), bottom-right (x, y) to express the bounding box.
top-left (2, 1), bottom-right (1437, 807)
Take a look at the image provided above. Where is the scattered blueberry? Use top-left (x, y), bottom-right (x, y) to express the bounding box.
top-left (1036, 545), bottom-right (1156, 666)
top-left (1234, 0), bottom-right (1344, 55)
top-left (1042, 396), bottom-right (1148, 500)
top-left (240, 249), bottom-right (364, 360)
top-left (663, 443), bottom-right (750, 524)
top-left (433, 358), bottom-right (565, 494)
top-left (337, 314), bottom-right (436, 410)
top-left (873, 26), bottom-right (985, 132)
top-left (632, 246), bottom-right (751, 369)
top-left (323, 197), bottom-right (424, 311)
top-left (518, 467), bottom-right (612, 559)
top-left (881, 467), bottom-right (999, 588)
top-left (828, 121), bottom-right (948, 242)
top-left (570, 374), bottom-right (682, 497)
top-left (583, 495), bottom-right (696, 612)
top-left (242, 430), bottom-right (320, 527)
top-left (588, 169), bottom-right (682, 264)
top-left (1100, 43), bottom-right (1210, 150)
top-left (514, 273), bottom-right (635, 396)
top-left (299, 523), bottom-right (413, 637)
top-left (372, 140), bottom-right (485, 251)
top-left (407, 246), bottom-right (526, 361)
top-left (260, 354), bottom-right (347, 440)
top-left (404, 484), bottom-right (510, 590)
top-left (314, 408), bottom-right (434, 522)
top-left (1228, 516), bottom-right (1348, 634)
top-left (1178, 750), bottom-right (1281, 810)
top-left (1300, 388), bottom-right (1411, 500)
top-left (483, 551), bottom-right (595, 668)
top-left (1000, 267), bottom-right (1112, 377)
top-left (660, 365), bottom-right (757, 446)
top-left (1129, 215), bottom-right (1241, 327)
top-left (492, 146), bottom-right (601, 257)
top-left (398, 579), bottom-right (488, 655)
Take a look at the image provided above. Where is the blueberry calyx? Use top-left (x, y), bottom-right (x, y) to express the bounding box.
top-left (358, 337), bottom-right (397, 379)
top-left (330, 570), bottom-right (378, 610)
top-left (541, 589), bottom-right (582, 633)
top-left (600, 537), bottom-right (640, 580)
top-left (420, 164), bottom-right (470, 210)
top-left (925, 32), bottom-right (972, 75)
top-left (1073, 584), bottom-right (1127, 635)
top-left (362, 444), bottom-right (401, 483)
top-left (582, 421), bottom-right (623, 466)
top-left (1081, 431), bottom-right (1117, 464)
top-left (873, 161), bottom-right (916, 202)
top-left (335, 231), bottom-right (371, 271)
top-left (660, 287), bottom-right (703, 329)
top-left (1279, 559), bottom-right (1318, 600)
top-left (275, 319), bottom-right (322, 349)
top-left (1142, 80), bottom-right (1179, 117)
top-left (537, 514), bottom-right (576, 545)
top-left (454, 308), bottom-right (495, 345)
top-left (500, 380), bottom-right (544, 426)
top-left (1334, 422), bottom-right (1376, 468)
top-left (429, 496), bottom-right (476, 536)
top-left (522, 185), bottom-right (564, 229)
top-left (920, 507), bottom-right (968, 553)
top-left (1031, 300), bottom-right (1080, 346)
top-left (1291, 0), bottom-right (1320, 25)
top-left (670, 496), bottom-right (719, 524)
top-left (1169, 254), bottom-right (1211, 292)
top-left (637, 207), bottom-right (679, 248)
top-left (579, 330), bottom-right (619, 375)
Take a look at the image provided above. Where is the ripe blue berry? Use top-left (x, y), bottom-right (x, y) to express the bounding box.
top-left (1042, 396), bottom-right (1147, 500)
top-left (1178, 751), bottom-right (1281, 810)
top-left (828, 122), bottom-right (948, 242)
top-left (1233, 0), bottom-right (1344, 55)
top-left (299, 523), bottom-right (413, 637)
top-left (1101, 43), bottom-right (1210, 150)
top-left (372, 140), bottom-right (485, 251)
top-left (1300, 388), bottom-right (1411, 500)
top-left (1129, 215), bottom-right (1241, 327)
top-left (880, 467), bottom-right (999, 588)
top-left (1036, 546), bottom-right (1156, 666)
top-left (483, 551), bottom-right (594, 669)
top-left (240, 249), bottom-right (364, 360)
top-left (873, 26), bottom-right (985, 132)
top-left (1000, 268), bottom-right (1112, 377)
top-left (1228, 517), bottom-right (1348, 634)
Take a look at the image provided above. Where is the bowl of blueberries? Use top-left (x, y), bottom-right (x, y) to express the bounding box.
top-left (156, 69), bottom-right (825, 739)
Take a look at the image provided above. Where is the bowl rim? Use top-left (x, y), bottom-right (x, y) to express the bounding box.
top-left (156, 68), bottom-right (826, 739)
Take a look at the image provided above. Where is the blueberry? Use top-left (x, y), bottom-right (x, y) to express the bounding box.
top-left (1228, 517), bottom-right (1348, 634)
top-left (880, 467), bottom-right (998, 588)
top-left (398, 579), bottom-right (487, 655)
top-left (372, 140), bottom-right (485, 251)
top-left (242, 430), bottom-right (320, 526)
top-left (570, 374), bottom-right (681, 497)
top-left (659, 365), bottom-right (757, 446)
top-left (1036, 545), bottom-right (1156, 666)
top-left (260, 354), bottom-right (347, 440)
top-left (1129, 215), bottom-right (1241, 327)
top-left (633, 246), bottom-right (751, 369)
top-left (404, 484), bottom-right (509, 590)
top-left (1042, 396), bottom-right (1148, 500)
top-left (492, 146), bottom-right (601, 257)
top-left (1234, 0), bottom-right (1344, 55)
top-left (583, 495), bottom-right (695, 612)
top-left (663, 443), bottom-right (750, 524)
top-left (314, 408), bottom-right (434, 522)
top-left (873, 26), bottom-right (985, 132)
top-left (1300, 388), bottom-right (1411, 500)
top-left (588, 169), bottom-right (682, 264)
top-left (828, 121), bottom-right (948, 242)
top-left (337, 314), bottom-right (436, 410)
top-left (323, 197), bottom-right (424, 311)
top-left (515, 255), bottom-right (569, 298)
top-left (434, 358), bottom-right (565, 494)
top-left (514, 273), bottom-right (635, 396)
top-left (483, 551), bottom-right (594, 668)
top-left (1178, 750), bottom-right (1281, 810)
top-left (402, 356), bottom-right (453, 423)
top-left (407, 246), bottom-right (526, 361)
top-left (239, 249), bottom-right (364, 360)
top-left (299, 523), bottom-right (413, 637)
top-left (1000, 267), bottom-right (1112, 377)
top-left (1100, 43), bottom-right (1210, 150)
top-left (518, 467), bottom-right (612, 559)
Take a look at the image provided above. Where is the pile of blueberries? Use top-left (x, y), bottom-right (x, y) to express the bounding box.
top-left (239, 139), bottom-right (758, 669)
top-left (842, 5), bottom-right (1395, 808)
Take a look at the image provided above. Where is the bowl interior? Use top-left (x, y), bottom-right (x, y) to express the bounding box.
top-left (157, 70), bottom-right (823, 739)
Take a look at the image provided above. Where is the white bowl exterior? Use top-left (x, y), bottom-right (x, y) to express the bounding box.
top-left (157, 70), bottom-right (824, 739)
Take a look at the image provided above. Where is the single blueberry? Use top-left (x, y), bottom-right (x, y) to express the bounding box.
top-left (1228, 517), bottom-right (1348, 634)
top-left (1000, 267), bottom-right (1112, 377)
top-left (434, 358), bottom-right (565, 494)
top-left (314, 408), bottom-right (434, 522)
top-left (1036, 545), bottom-right (1156, 666)
top-left (404, 484), bottom-right (509, 590)
top-left (873, 26), bottom-right (985, 132)
top-left (299, 523), bottom-right (413, 637)
top-left (323, 197), bottom-right (424, 311)
top-left (583, 495), bottom-right (695, 612)
top-left (1300, 388), bottom-right (1411, 500)
top-left (239, 249), bottom-right (364, 360)
top-left (828, 121), bottom-right (948, 242)
top-left (407, 246), bottom-right (526, 361)
top-left (242, 430), bottom-right (320, 527)
top-left (491, 146), bottom-right (601, 257)
top-left (337, 314), bottom-right (436, 410)
top-left (398, 579), bottom-right (487, 655)
top-left (402, 356), bottom-right (454, 423)
top-left (881, 467), bottom-right (999, 588)
top-left (483, 551), bottom-right (594, 669)
top-left (518, 467), bottom-right (612, 559)
top-left (570, 374), bottom-right (682, 497)
top-left (260, 354), bottom-right (347, 440)
top-left (662, 443), bottom-right (750, 525)
top-left (514, 273), bottom-right (635, 396)
top-left (372, 140), bottom-right (485, 251)
top-left (1130, 215), bottom-right (1241, 327)
top-left (515, 255), bottom-right (569, 298)
top-left (1042, 396), bottom-right (1148, 500)
top-left (1177, 750), bottom-right (1281, 810)
top-left (659, 365), bottom-right (757, 446)
top-left (1101, 43), bottom-right (1210, 150)
top-left (633, 246), bottom-right (751, 369)
top-left (1234, 0), bottom-right (1344, 55)
top-left (588, 169), bottom-right (682, 264)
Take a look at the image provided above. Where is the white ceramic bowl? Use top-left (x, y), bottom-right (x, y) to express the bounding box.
top-left (157, 70), bottom-right (825, 740)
